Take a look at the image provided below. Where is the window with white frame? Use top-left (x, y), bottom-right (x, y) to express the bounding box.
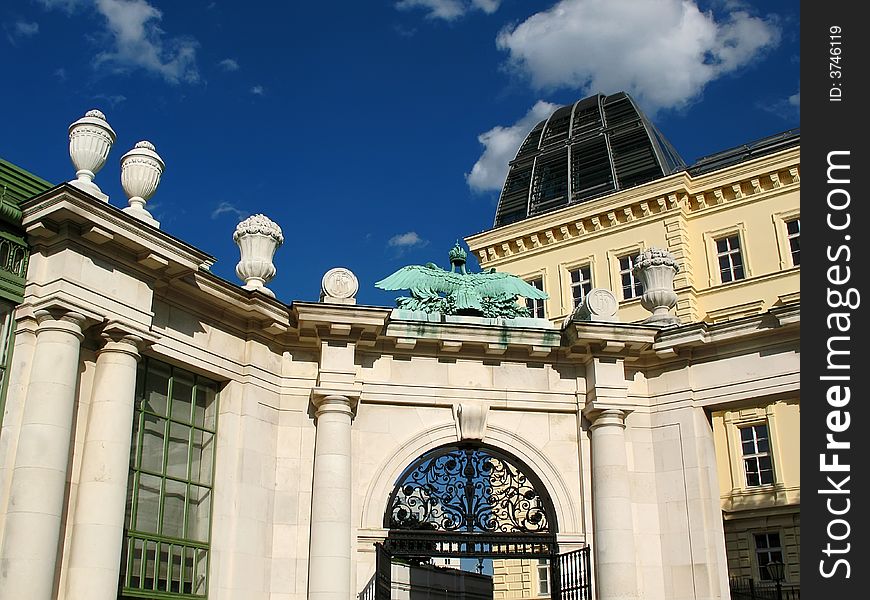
top-left (525, 277), bottom-right (546, 319)
top-left (570, 266), bottom-right (592, 308)
top-left (537, 558), bottom-right (550, 596)
top-left (785, 218), bottom-right (800, 266)
top-left (618, 254), bottom-right (643, 300)
top-left (740, 424), bottom-right (774, 486)
top-left (754, 532), bottom-right (784, 581)
top-left (716, 235), bottom-right (745, 283)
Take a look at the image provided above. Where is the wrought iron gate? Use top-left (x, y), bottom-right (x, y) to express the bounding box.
top-left (555, 547), bottom-right (592, 600)
top-left (363, 443), bottom-right (591, 600)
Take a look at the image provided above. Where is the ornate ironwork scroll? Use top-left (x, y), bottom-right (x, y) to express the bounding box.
top-left (387, 445), bottom-right (553, 534)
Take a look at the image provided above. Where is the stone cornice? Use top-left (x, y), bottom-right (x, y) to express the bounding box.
top-left (466, 147), bottom-right (800, 267)
top-left (381, 311), bottom-right (562, 358)
top-left (292, 301), bottom-right (391, 344)
top-left (21, 183), bottom-right (214, 277)
top-left (651, 303), bottom-right (799, 356)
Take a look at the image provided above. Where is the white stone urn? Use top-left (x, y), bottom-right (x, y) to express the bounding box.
top-left (68, 109), bottom-right (116, 200)
top-left (633, 248), bottom-right (681, 326)
top-left (120, 141), bottom-right (164, 227)
top-left (234, 214), bottom-right (284, 297)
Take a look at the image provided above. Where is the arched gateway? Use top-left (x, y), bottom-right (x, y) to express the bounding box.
top-left (366, 443), bottom-right (590, 600)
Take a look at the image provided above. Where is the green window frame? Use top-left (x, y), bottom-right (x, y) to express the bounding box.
top-left (121, 358), bottom-right (219, 599)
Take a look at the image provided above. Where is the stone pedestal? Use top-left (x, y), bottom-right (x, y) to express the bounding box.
top-left (586, 408), bottom-right (638, 600)
top-left (65, 330), bottom-right (144, 599)
top-left (0, 310), bottom-right (87, 600)
top-left (308, 392), bottom-right (357, 600)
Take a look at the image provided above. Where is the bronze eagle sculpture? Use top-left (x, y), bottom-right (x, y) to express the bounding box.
top-left (375, 243), bottom-right (548, 318)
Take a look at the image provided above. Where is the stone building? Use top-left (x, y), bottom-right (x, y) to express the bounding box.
top-left (0, 96), bottom-right (798, 600)
top-left (467, 93), bottom-right (800, 596)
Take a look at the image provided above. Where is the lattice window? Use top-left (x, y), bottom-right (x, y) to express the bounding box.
top-left (716, 235), bottom-right (745, 283)
top-left (754, 532), bottom-right (784, 581)
top-left (537, 558), bottom-right (550, 596)
top-left (786, 218), bottom-right (800, 266)
top-left (740, 424), bottom-right (774, 487)
top-left (618, 254), bottom-right (643, 300)
top-left (525, 277), bottom-right (546, 319)
top-left (121, 359), bottom-right (218, 598)
top-left (570, 266), bottom-right (592, 308)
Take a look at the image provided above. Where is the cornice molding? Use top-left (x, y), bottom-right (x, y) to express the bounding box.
top-left (467, 148), bottom-right (800, 268)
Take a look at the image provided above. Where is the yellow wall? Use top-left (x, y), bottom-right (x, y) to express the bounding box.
top-left (491, 558), bottom-right (549, 599)
top-left (711, 398), bottom-right (800, 582)
top-left (466, 147), bottom-right (800, 325)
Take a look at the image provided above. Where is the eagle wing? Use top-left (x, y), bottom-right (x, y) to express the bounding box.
top-left (469, 271), bottom-right (549, 299)
top-left (374, 264), bottom-right (454, 293)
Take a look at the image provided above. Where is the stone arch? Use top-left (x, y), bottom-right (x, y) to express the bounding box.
top-left (359, 422), bottom-right (580, 536)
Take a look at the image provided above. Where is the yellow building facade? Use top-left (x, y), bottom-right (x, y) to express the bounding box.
top-left (467, 104), bottom-right (801, 594)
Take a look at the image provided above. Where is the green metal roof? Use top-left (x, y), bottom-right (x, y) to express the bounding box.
top-left (0, 157), bottom-right (53, 225)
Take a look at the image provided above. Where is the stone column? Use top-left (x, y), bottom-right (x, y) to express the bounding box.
top-left (0, 309), bottom-right (88, 600)
top-left (65, 328), bottom-right (144, 599)
top-left (308, 392), bottom-right (357, 600)
top-left (587, 408), bottom-right (638, 600)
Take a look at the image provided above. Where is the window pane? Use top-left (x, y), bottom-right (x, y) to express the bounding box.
top-left (740, 428), bottom-right (753, 442)
top-left (171, 372), bottom-right (194, 424)
top-left (144, 362), bottom-right (170, 416)
top-left (140, 415), bottom-right (165, 474)
top-left (166, 423), bottom-right (191, 480)
top-left (136, 474), bottom-right (162, 533)
top-left (194, 384), bottom-right (216, 430)
top-left (187, 484), bottom-right (212, 542)
top-left (716, 238), bottom-right (728, 253)
top-left (768, 533), bottom-right (781, 546)
top-left (162, 479), bottom-right (186, 538)
top-left (191, 430), bottom-right (214, 484)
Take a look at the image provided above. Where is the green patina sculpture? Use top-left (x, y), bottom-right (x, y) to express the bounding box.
top-left (375, 242), bottom-right (549, 318)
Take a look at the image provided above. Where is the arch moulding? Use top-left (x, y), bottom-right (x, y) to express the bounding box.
top-left (359, 420), bottom-right (582, 537)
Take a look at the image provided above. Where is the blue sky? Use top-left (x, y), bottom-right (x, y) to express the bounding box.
top-left (1, 0), bottom-right (799, 307)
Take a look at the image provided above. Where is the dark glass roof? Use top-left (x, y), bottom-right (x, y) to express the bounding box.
top-left (687, 128), bottom-right (800, 176)
top-left (493, 92), bottom-right (687, 227)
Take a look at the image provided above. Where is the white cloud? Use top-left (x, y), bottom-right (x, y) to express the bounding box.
top-left (38, 0), bottom-right (199, 84)
top-left (93, 92), bottom-right (127, 106)
top-left (466, 100), bottom-right (558, 193)
top-left (395, 0), bottom-right (501, 21)
top-left (219, 58), bottom-right (239, 71)
top-left (93, 0), bottom-right (199, 84)
top-left (15, 21), bottom-right (40, 37)
top-left (211, 202), bottom-right (249, 220)
top-left (388, 231), bottom-right (429, 248)
top-left (496, 0), bottom-right (781, 113)
top-left (758, 89), bottom-right (799, 119)
top-left (251, 85), bottom-right (265, 96)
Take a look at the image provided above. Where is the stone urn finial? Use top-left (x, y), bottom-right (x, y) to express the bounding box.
top-left (633, 248), bottom-right (680, 326)
top-left (68, 109), bottom-right (116, 201)
top-left (233, 214), bottom-right (284, 297)
top-left (120, 141), bottom-right (164, 228)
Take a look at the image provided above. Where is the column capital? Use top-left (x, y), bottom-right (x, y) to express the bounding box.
top-left (583, 407), bottom-right (630, 429)
top-left (310, 388), bottom-right (360, 418)
top-left (99, 320), bottom-right (159, 357)
top-left (33, 308), bottom-right (91, 340)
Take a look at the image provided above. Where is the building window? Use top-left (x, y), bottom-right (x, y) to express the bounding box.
top-left (754, 532), bottom-right (784, 581)
top-left (122, 359), bottom-right (218, 598)
top-left (570, 266), bottom-right (592, 307)
top-left (786, 218), bottom-right (800, 266)
top-left (740, 424), bottom-right (773, 487)
top-left (618, 254), bottom-right (643, 300)
top-left (537, 559), bottom-right (550, 596)
top-left (716, 235), bottom-right (745, 283)
top-left (525, 277), bottom-right (546, 318)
